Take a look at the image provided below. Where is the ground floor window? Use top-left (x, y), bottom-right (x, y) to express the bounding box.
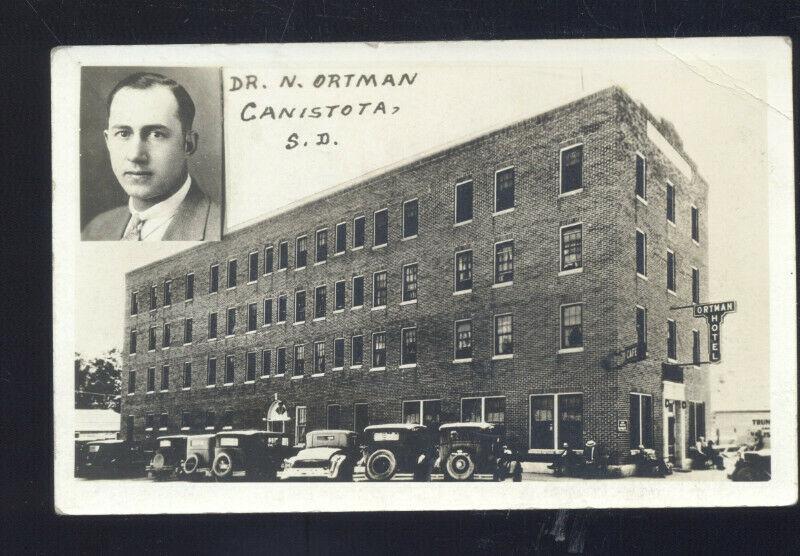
top-left (630, 393), bottom-right (654, 449)
top-left (295, 406), bottom-right (308, 442)
top-left (461, 396), bottom-right (506, 425)
top-left (687, 401), bottom-right (706, 447)
top-left (530, 393), bottom-right (583, 450)
top-left (266, 400), bottom-right (285, 433)
top-left (354, 403), bottom-right (369, 435)
top-left (402, 399), bottom-right (441, 429)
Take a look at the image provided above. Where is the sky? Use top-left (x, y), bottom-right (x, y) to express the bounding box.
top-left (74, 39), bottom-right (791, 412)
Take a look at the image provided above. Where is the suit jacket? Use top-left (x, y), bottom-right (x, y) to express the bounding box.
top-left (82, 182), bottom-right (221, 241)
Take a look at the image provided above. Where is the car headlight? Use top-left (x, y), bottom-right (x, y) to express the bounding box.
top-left (417, 454), bottom-right (427, 465)
top-left (282, 458), bottom-right (293, 469)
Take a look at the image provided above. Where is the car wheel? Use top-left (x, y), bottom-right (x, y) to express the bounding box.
top-left (365, 449), bottom-right (398, 481)
top-left (182, 454), bottom-right (199, 476)
top-left (445, 452), bottom-right (476, 481)
top-left (212, 452), bottom-right (235, 480)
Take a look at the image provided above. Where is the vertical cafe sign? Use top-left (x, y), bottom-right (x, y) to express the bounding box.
top-left (693, 301), bottom-right (736, 363)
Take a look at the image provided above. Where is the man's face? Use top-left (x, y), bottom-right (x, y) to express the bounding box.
top-left (104, 85), bottom-right (194, 202)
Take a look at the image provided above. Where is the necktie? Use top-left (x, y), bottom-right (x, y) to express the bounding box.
top-left (123, 214), bottom-right (145, 241)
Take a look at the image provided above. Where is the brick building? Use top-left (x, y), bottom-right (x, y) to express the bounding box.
top-left (121, 86), bottom-right (710, 467)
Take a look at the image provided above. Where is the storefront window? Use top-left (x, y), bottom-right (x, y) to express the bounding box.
top-left (530, 393), bottom-right (584, 450)
top-left (630, 393), bottom-right (654, 449)
top-left (557, 394), bottom-right (583, 448)
top-left (530, 396), bottom-right (555, 450)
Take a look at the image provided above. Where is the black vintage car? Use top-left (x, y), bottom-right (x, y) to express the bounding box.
top-left (77, 439), bottom-right (149, 478)
top-left (436, 423), bottom-right (522, 481)
top-left (211, 430), bottom-right (296, 481)
top-left (729, 436), bottom-right (771, 482)
top-left (280, 430), bottom-right (360, 481)
top-left (181, 433), bottom-right (217, 480)
top-left (361, 424), bottom-right (436, 481)
top-left (147, 435), bottom-right (189, 480)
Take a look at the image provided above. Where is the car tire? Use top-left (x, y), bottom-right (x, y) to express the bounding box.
top-left (212, 452), bottom-right (235, 480)
top-left (445, 452), bottom-right (476, 481)
top-left (365, 449), bottom-right (398, 481)
top-left (183, 454), bottom-right (199, 476)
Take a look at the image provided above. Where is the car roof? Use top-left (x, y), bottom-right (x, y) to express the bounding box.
top-left (439, 422), bottom-right (496, 431)
top-left (364, 423), bottom-right (427, 432)
top-left (156, 435), bottom-right (189, 440)
top-left (188, 433), bottom-right (216, 440)
top-left (309, 429), bottom-right (356, 436)
top-left (87, 439), bottom-right (126, 445)
top-left (216, 429), bottom-right (285, 437)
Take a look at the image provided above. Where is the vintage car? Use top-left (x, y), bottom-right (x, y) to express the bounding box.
top-left (280, 430), bottom-right (360, 481)
top-left (181, 433), bottom-right (217, 480)
top-left (435, 422), bottom-right (522, 481)
top-left (77, 439), bottom-right (149, 478)
top-left (729, 436), bottom-right (771, 481)
top-left (147, 435), bottom-right (189, 480)
top-left (211, 430), bottom-right (296, 481)
top-left (361, 423), bottom-right (436, 481)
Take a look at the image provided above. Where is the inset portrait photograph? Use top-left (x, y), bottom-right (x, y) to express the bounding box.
top-left (80, 67), bottom-right (222, 241)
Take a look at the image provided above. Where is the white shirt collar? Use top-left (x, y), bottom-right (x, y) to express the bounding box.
top-left (128, 174), bottom-right (192, 222)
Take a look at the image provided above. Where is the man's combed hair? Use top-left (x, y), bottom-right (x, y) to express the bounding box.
top-left (107, 72), bottom-right (196, 131)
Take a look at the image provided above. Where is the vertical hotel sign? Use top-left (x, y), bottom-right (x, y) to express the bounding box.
top-left (693, 301), bottom-right (736, 363)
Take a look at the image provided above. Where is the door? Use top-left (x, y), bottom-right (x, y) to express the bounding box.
top-left (667, 415), bottom-right (676, 462)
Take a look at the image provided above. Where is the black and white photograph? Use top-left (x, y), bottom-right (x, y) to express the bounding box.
top-left (52, 39), bottom-right (796, 514)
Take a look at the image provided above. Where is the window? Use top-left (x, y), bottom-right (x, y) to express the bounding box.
top-left (635, 153), bottom-right (646, 200)
top-left (293, 345), bottom-right (305, 376)
top-left (687, 401), bottom-right (707, 448)
top-left (667, 250), bottom-right (676, 293)
top-left (181, 411), bottom-right (191, 430)
top-left (334, 338), bottom-right (345, 369)
top-left (295, 290), bottom-right (306, 322)
top-left (354, 403), bottom-right (370, 435)
top-left (373, 209), bottom-right (388, 247)
top-left (314, 286), bottom-right (326, 319)
top-left (494, 314), bottom-right (513, 357)
top-left (352, 276), bottom-right (364, 308)
top-left (335, 222), bottom-right (347, 254)
top-left (327, 404), bottom-right (341, 429)
top-left (160, 365), bottom-right (170, 391)
top-left (402, 399), bottom-right (442, 428)
top-left (130, 292), bottom-right (138, 315)
top-left (530, 393), bottom-right (583, 450)
top-left (353, 216), bottom-right (365, 248)
top-left (148, 326), bottom-right (157, 351)
top-left (278, 295), bottom-right (287, 323)
top-left (401, 327), bottom-right (417, 366)
top-left (454, 250), bottom-right (473, 292)
top-left (127, 370), bottom-right (136, 394)
top-left (455, 180), bottom-right (473, 224)
top-left (224, 355), bottom-right (235, 384)
top-left (278, 241), bottom-right (288, 270)
top-left (205, 410), bottom-right (216, 430)
top-left (149, 285), bottom-right (157, 310)
top-left (264, 246), bottom-right (274, 274)
top-left (295, 406), bottom-right (308, 442)
top-left (403, 199), bottom-right (419, 238)
top-left (315, 229), bottom-right (328, 263)
top-left (162, 323), bottom-right (171, 348)
top-left (246, 352), bottom-right (256, 381)
top-left (277, 347), bottom-right (286, 375)
top-left (261, 349), bottom-right (272, 376)
top-left (163, 280), bottom-right (172, 306)
top-left (334, 281), bottom-right (346, 310)
top-left (666, 182), bottom-right (675, 223)
top-left (372, 271), bottom-right (387, 308)
top-left (692, 268), bottom-right (700, 304)
top-left (560, 304), bottom-right (583, 350)
top-left (247, 302), bottom-right (257, 332)
top-left (693, 330), bottom-right (701, 365)
top-left (295, 236), bottom-right (307, 268)
top-left (494, 167), bottom-right (515, 212)
top-left (184, 318), bottom-right (193, 344)
top-left (126, 415), bottom-right (134, 440)
top-left (351, 335), bottom-right (364, 367)
top-left (630, 393), bottom-right (654, 449)
top-left (227, 259), bottom-right (237, 288)
top-left (207, 357), bottom-right (217, 385)
top-left (185, 273), bottom-right (194, 300)
top-left (494, 240), bottom-right (514, 284)
top-left (129, 330), bottom-right (137, 354)
top-left (183, 362), bottom-right (192, 389)
top-left (560, 224), bottom-right (582, 272)
top-left (402, 264), bottom-right (418, 302)
top-left (454, 319), bottom-right (473, 360)
top-left (263, 298), bottom-right (273, 325)
top-left (691, 206), bottom-right (700, 243)
top-left (636, 230), bottom-right (647, 276)
top-left (314, 341), bottom-right (326, 373)
top-left (372, 332), bottom-right (386, 368)
top-left (560, 144), bottom-right (583, 194)
top-left (209, 264), bottom-right (219, 293)
top-left (462, 396), bottom-right (506, 425)
top-left (146, 367), bottom-right (155, 392)
top-left (667, 319), bottom-right (677, 361)
top-left (222, 410), bottom-right (234, 430)
top-left (159, 413), bottom-right (169, 431)
top-left (145, 413), bottom-right (155, 431)
top-left (636, 306), bottom-right (647, 352)
top-left (248, 251), bottom-right (259, 282)
top-left (208, 312), bottom-right (218, 340)
top-left (226, 307), bottom-right (236, 336)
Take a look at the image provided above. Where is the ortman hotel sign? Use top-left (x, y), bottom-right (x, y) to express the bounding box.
top-left (692, 301), bottom-right (736, 363)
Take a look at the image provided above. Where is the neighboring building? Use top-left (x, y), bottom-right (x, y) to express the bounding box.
top-left (712, 410), bottom-right (770, 445)
top-left (74, 409), bottom-right (120, 441)
top-left (121, 86), bottom-right (710, 467)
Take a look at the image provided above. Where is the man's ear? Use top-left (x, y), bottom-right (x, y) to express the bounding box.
top-left (184, 130), bottom-right (199, 156)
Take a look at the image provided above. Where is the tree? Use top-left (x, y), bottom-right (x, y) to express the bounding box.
top-left (75, 349), bottom-right (122, 412)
